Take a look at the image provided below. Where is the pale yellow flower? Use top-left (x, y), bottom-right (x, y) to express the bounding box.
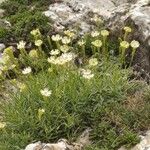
top-left (0, 122), bottom-right (6, 129)
top-left (77, 40), bottom-right (85, 46)
top-left (22, 67), bottom-right (32, 75)
top-left (124, 26), bottom-right (132, 33)
top-left (120, 41), bottom-right (129, 49)
top-left (91, 14), bottom-right (103, 23)
top-left (62, 36), bottom-right (71, 44)
top-left (3, 46), bottom-right (13, 56)
top-left (50, 49), bottom-right (60, 56)
top-left (38, 108), bottom-right (45, 114)
top-left (0, 70), bottom-right (2, 76)
top-left (48, 67), bottom-right (53, 73)
top-left (92, 40), bottom-right (102, 47)
top-left (60, 45), bottom-right (70, 53)
top-left (30, 29), bottom-right (41, 36)
top-left (17, 41), bottom-right (26, 49)
top-left (47, 56), bottom-right (57, 64)
top-left (40, 88), bottom-right (52, 97)
top-left (91, 31), bottom-right (100, 37)
top-left (1, 66), bottom-right (8, 71)
top-left (10, 64), bottom-right (16, 70)
top-left (89, 58), bottom-right (98, 66)
top-left (18, 83), bottom-right (27, 92)
top-left (51, 34), bottom-right (62, 41)
top-left (2, 55), bottom-right (10, 64)
top-left (35, 40), bottom-right (43, 47)
top-left (100, 30), bottom-right (109, 37)
top-left (64, 30), bottom-right (75, 38)
top-left (38, 108), bottom-right (45, 120)
top-left (29, 49), bottom-right (38, 58)
top-left (130, 40), bottom-right (140, 49)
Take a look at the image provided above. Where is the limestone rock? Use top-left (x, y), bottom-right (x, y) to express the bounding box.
top-left (25, 128), bottom-right (91, 150)
top-left (44, 0), bottom-right (150, 74)
top-left (0, 43), bottom-right (5, 52)
top-left (119, 130), bottom-right (150, 150)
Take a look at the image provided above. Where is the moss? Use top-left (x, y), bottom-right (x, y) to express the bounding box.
top-left (9, 11), bottom-right (51, 41)
top-left (0, 0), bottom-right (54, 44)
top-left (0, 27), bottom-right (9, 41)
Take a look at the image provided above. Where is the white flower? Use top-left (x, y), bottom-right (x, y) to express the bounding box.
top-left (50, 49), bottom-right (60, 56)
top-left (62, 36), bottom-right (71, 44)
top-left (91, 31), bottom-right (100, 37)
top-left (22, 67), bottom-right (32, 75)
top-left (89, 58), bottom-right (98, 66)
top-left (40, 88), bottom-right (52, 97)
top-left (51, 34), bottom-right (62, 41)
top-left (78, 40), bottom-right (85, 46)
top-left (80, 69), bottom-right (94, 79)
top-left (60, 45), bottom-right (70, 53)
top-left (100, 30), bottom-right (109, 37)
top-left (130, 40), bottom-right (140, 49)
top-left (17, 41), bottom-right (26, 49)
top-left (92, 40), bottom-right (102, 47)
top-left (120, 41), bottom-right (129, 49)
top-left (35, 40), bottom-right (43, 47)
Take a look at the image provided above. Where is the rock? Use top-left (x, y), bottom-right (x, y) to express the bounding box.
top-left (25, 141), bottom-right (43, 150)
top-left (25, 129), bottom-right (91, 150)
top-left (44, 0), bottom-right (150, 74)
top-left (0, 43), bottom-right (5, 52)
top-left (119, 130), bottom-right (150, 150)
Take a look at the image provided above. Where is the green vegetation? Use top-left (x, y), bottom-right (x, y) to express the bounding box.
top-left (0, 0), bottom-right (54, 43)
top-left (0, 23), bottom-right (149, 150)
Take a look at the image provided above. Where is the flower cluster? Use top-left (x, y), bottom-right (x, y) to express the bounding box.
top-left (80, 69), bottom-right (94, 79)
top-left (48, 52), bottom-right (76, 65)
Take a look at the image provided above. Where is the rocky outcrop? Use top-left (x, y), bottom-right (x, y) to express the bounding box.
top-left (25, 128), bottom-right (91, 150)
top-left (44, 0), bottom-right (150, 73)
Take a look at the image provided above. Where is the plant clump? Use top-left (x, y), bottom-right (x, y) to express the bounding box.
top-left (0, 15), bottom-right (149, 150)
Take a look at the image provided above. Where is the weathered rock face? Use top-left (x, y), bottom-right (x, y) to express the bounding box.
top-left (44, 0), bottom-right (150, 74)
top-left (25, 128), bottom-right (91, 150)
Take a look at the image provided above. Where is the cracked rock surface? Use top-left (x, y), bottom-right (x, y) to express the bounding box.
top-left (44, 0), bottom-right (150, 73)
